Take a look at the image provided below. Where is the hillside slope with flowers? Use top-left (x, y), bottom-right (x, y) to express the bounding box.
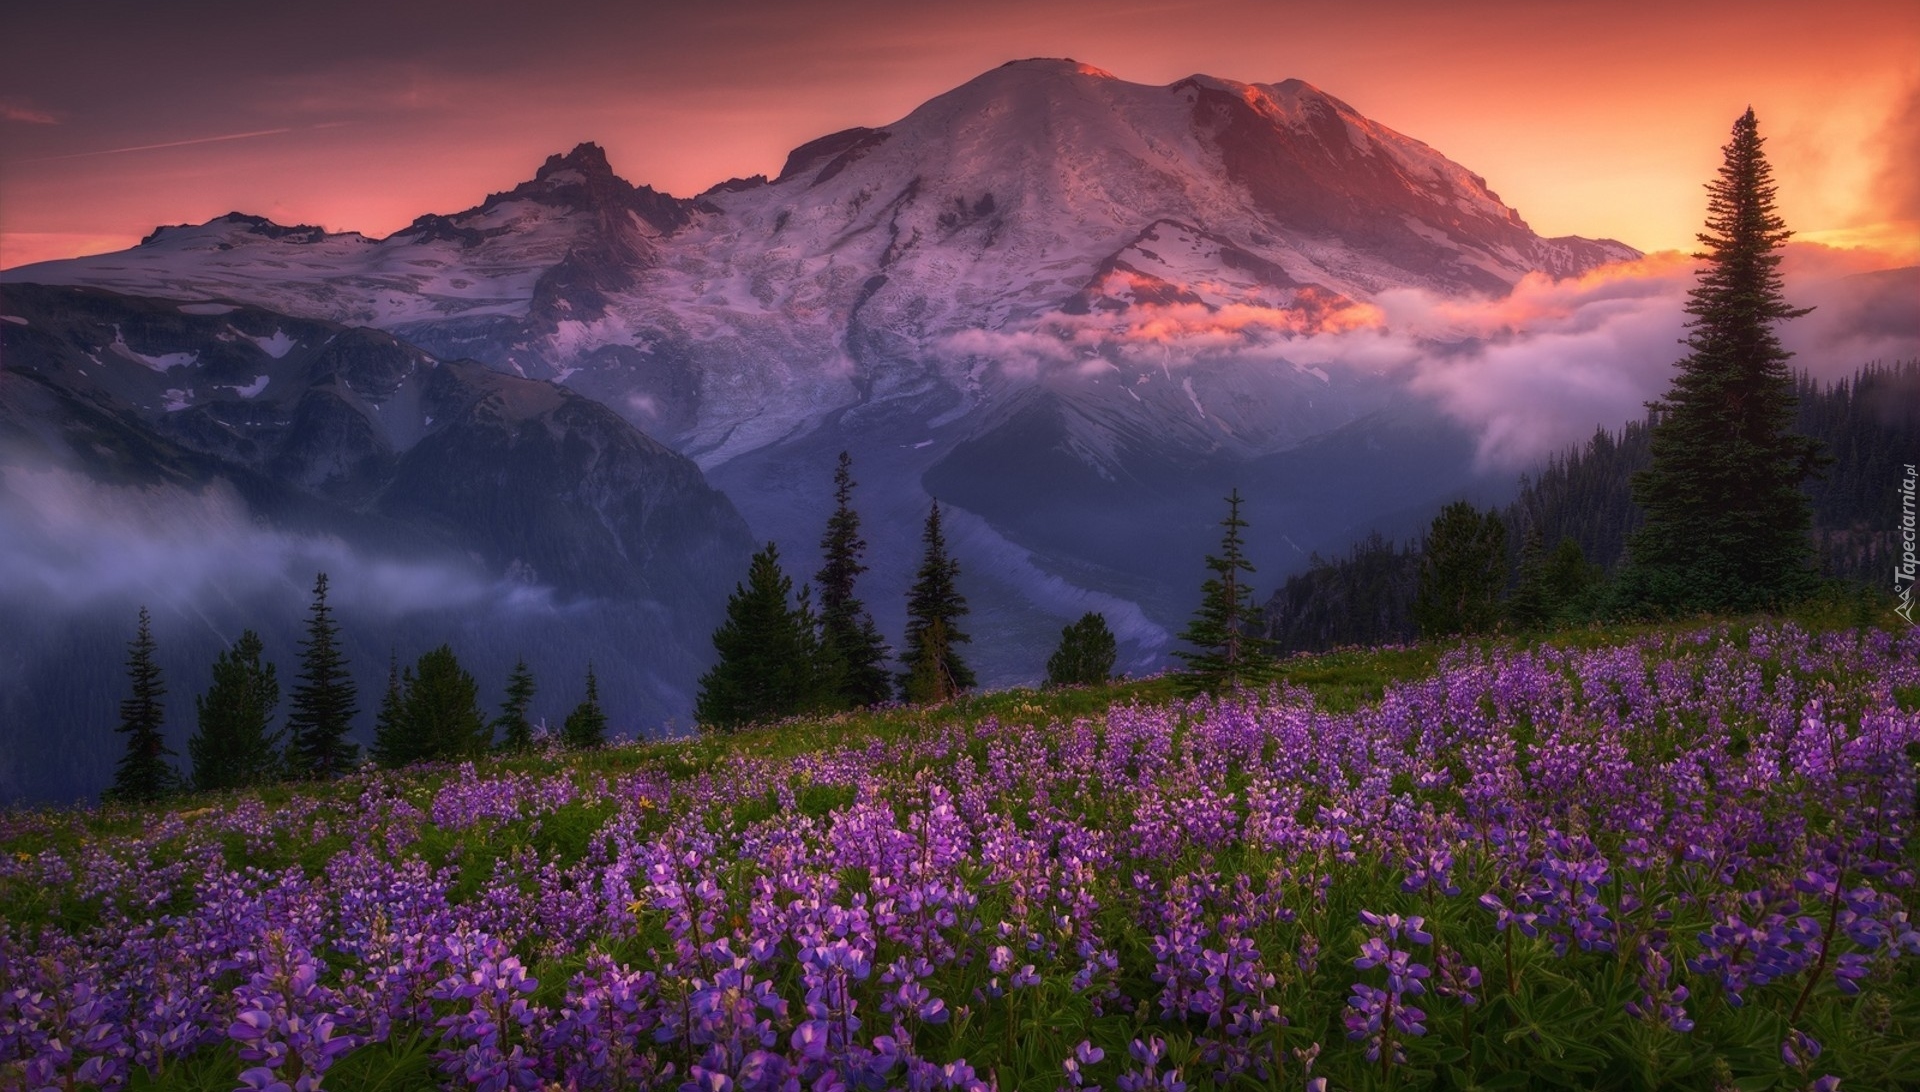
top-left (4, 620), bottom-right (1919, 1091)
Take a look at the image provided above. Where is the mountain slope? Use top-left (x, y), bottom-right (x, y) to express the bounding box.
top-left (0, 284), bottom-right (754, 803)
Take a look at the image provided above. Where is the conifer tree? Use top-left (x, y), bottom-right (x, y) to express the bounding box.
top-left (188, 629), bottom-right (281, 791)
top-left (1175, 489), bottom-right (1270, 693)
top-left (697, 543), bottom-right (826, 729)
top-left (285, 573), bottom-right (359, 778)
top-left (1414, 501), bottom-right (1508, 638)
top-left (562, 664), bottom-right (608, 749)
top-left (405, 645), bottom-right (488, 761)
top-left (1046, 612), bottom-right (1118, 688)
top-left (815, 452), bottom-right (893, 708)
top-left (1623, 108), bottom-right (1824, 612)
top-left (109, 605), bottom-right (176, 802)
top-left (1507, 525), bottom-right (1553, 632)
top-left (899, 501), bottom-right (974, 703)
top-left (1543, 538), bottom-right (1602, 622)
top-left (371, 656), bottom-right (415, 769)
top-left (494, 659), bottom-right (538, 753)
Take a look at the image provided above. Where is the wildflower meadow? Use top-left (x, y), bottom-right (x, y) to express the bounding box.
top-left (4, 622), bottom-right (1918, 1091)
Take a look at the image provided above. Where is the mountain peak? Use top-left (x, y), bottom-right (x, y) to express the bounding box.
top-left (483, 142), bottom-right (692, 232)
top-left (139, 211), bottom-right (334, 247)
top-left (536, 142), bottom-right (616, 182)
top-left (996, 57), bottom-right (1116, 79)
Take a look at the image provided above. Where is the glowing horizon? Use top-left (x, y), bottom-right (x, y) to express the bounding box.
top-left (2, 1), bottom-right (1916, 272)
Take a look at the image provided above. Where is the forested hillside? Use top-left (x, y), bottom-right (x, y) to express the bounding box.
top-left (1265, 362), bottom-right (1920, 652)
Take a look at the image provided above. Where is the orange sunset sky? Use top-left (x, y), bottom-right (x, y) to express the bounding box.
top-left (2, 0), bottom-right (1916, 271)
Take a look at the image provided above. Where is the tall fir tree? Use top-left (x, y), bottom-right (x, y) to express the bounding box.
top-left (494, 659), bottom-right (538, 753)
top-left (1506, 525), bottom-right (1553, 632)
top-left (284, 573), bottom-right (360, 779)
top-left (1414, 501), bottom-right (1508, 637)
top-left (697, 543), bottom-right (827, 729)
top-left (188, 630), bottom-right (281, 791)
top-left (1175, 489), bottom-right (1270, 693)
top-left (899, 501), bottom-right (974, 704)
top-left (1046, 612), bottom-right (1118, 688)
top-left (1623, 108), bottom-right (1824, 613)
top-left (109, 605), bottom-right (176, 802)
top-left (371, 656), bottom-right (415, 769)
top-left (815, 452), bottom-right (893, 708)
top-left (562, 664), bottom-right (609, 749)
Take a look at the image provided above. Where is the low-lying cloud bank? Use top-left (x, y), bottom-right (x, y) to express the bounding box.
top-left (1387, 245), bottom-right (1918, 467)
top-left (0, 463), bottom-right (556, 617)
top-left (941, 243), bottom-right (1920, 469)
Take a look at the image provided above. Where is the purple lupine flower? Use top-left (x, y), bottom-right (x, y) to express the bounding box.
top-left (1624, 936), bottom-right (1692, 1033)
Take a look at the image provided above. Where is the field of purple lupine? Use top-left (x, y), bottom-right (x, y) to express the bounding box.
top-left (4, 623), bottom-right (1918, 1091)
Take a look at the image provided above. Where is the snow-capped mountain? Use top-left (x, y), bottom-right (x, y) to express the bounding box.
top-left (10, 60), bottom-right (1632, 456)
top-left (4, 59), bottom-right (1638, 689)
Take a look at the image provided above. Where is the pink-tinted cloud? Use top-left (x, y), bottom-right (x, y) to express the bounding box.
top-left (1, 99), bottom-right (59, 125)
top-left (1344, 252), bottom-right (1915, 465)
top-left (942, 244), bottom-right (1919, 469)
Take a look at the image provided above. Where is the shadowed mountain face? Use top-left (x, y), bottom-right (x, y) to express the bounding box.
top-left (2, 60), bottom-right (1640, 730)
top-left (0, 284), bottom-right (754, 803)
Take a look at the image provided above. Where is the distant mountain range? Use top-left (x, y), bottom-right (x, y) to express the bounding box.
top-left (4, 60), bottom-right (1652, 800)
